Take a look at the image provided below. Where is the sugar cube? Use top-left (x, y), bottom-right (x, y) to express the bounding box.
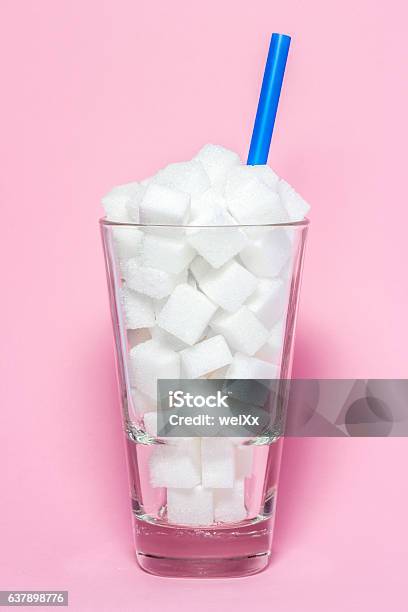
top-left (256, 318), bottom-right (286, 363)
top-left (187, 208), bottom-right (248, 268)
top-left (167, 486), bottom-right (214, 526)
top-left (235, 446), bottom-right (253, 478)
top-left (130, 388), bottom-right (156, 415)
top-left (278, 179), bottom-right (310, 221)
top-left (197, 259), bottom-right (257, 312)
top-left (190, 188), bottom-right (228, 222)
top-left (123, 259), bottom-right (185, 299)
top-left (127, 328), bottom-right (151, 348)
top-left (120, 287), bottom-right (155, 329)
top-left (143, 411), bottom-right (158, 437)
top-left (226, 352), bottom-right (279, 380)
top-left (214, 480), bottom-right (247, 523)
top-left (239, 228), bottom-right (291, 278)
top-left (246, 278), bottom-right (287, 326)
top-left (201, 438), bottom-right (235, 488)
top-left (189, 256), bottom-right (212, 283)
top-left (149, 438), bottom-right (201, 488)
top-left (102, 181), bottom-right (142, 222)
top-left (210, 307), bottom-right (269, 356)
top-left (227, 176), bottom-right (288, 225)
top-left (154, 160), bottom-right (211, 196)
top-left (130, 339), bottom-right (180, 400)
top-left (225, 165), bottom-right (278, 198)
top-left (140, 234), bottom-right (196, 274)
top-left (139, 183), bottom-right (190, 226)
top-left (195, 144), bottom-right (241, 186)
top-left (180, 335), bottom-right (233, 379)
top-left (112, 227), bottom-right (144, 261)
top-left (157, 284), bottom-right (217, 345)
top-left (150, 326), bottom-right (189, 352)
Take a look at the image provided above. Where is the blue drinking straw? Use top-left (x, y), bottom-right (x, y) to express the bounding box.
top-left (247, 33), bottom-right (291, 165)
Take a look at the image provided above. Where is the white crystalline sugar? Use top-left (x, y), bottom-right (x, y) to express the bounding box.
top-left (214, 480), bottom-right (247, 523)
top-left (235, 446), bottom-right (253, 478)
top-left (189, 256), bottom-right (212, 283)
top-left (157, 283), bottom-right (217, 346)
top-left (226, 352), bottom-right (279, 380)
top-left (150, 326), bottom-right (189, 352)
top-left (139, 183), bottom-right (190, 226)
top-left (190, 188), bottom-right (228, 222)
top-left (127, 327), bottom-right (151, 348)
top-left (201, 438), bottom-right (235, 488)
top-left (278, 179), bottom-right (310, 221)
top-left (140, 234), bottom-right (196, 274)
top-left (256, 318), bottom-right (286, 363)
top-left (154, 160), bottom-right (211, 196)
top-left (187, 208), bottom-right (248, 268)
top-left (120, 287), bottom-right (155, 329)
top-left (239, 228), bottom-right (291, 277)
top-left (130, 339), bottom-right (180, 400)
top-left (246, 277), bottom-right (288, 326)
top-left (227, 175), bottom-right (288, 225)
top-left (126, 185), bottom-right (147, 223)
top-left (195, 144), bottom-right (241, 186)
top-left (112, 227), bottom-right (144, 261)
top-left (198, 259), bottom-right (258, 313)
top-left (180, 335), bottom-right (233, 379)
top-left (102, 181), bottom-right (142, 222)
top-left (149, 438), bottom-right (201, 488)
top-left (143, 411), bottom-right (158, 437)
top-left (210, 306), bottom-right (269, 356)
top-left (167, 486), bottom-right (214, 526)
top-left (123, 259), bottom-right (185, 299)
top-left (130, 388), bottom-right (156, 414)
top-left (225, 165), bottom-right (278, 198)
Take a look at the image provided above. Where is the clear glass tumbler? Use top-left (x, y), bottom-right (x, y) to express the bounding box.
top-left (100, 218), bottom-right (309, 577)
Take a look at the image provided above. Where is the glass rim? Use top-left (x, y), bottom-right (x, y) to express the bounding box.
top-left (99, 217), bottom-right (310, 229)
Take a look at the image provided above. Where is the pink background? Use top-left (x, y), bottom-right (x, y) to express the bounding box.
top-left (1, 0), bottom-right (407, 610)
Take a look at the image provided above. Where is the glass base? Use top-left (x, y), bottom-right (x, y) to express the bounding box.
top-left (134, 515), bottom-right (274, 578)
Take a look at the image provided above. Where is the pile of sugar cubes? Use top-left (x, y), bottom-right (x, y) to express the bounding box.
top-left (102, 144), bottom-right (309, 526)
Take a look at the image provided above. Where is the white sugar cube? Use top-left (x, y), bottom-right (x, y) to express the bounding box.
top-left (112, 227), bottom-right (144, 261)
top-left (167, 486), bottom-right (214, 526)
top-left (195, 144), bottom-right (241, 186)
top-left (121, 287), bottom-right (155, 329)
top-left (131, 388), bottom-right (156, 414)
top-left (139, 183), bottom-right (190, 226)
top-left (140, 234), bottom-right (196, 274)
top-left (143, 411), bottom-right (158, 437)
top-left (187, 208), bottom-right (248, 268)
top-left (227, 176), bottom-right (288, 225)
top-left (157, 284), bottom-right (217, 345)
top-left (210, 307), bottom-right (269, 356)
top-left (235, 446), bottom-right (253, 478)
top-left (127, 327), bottom-right (151, 348)
top-left (246, 278), bottom-right (288, 326)
top-left (198, 259), bottom-right (257, 312)
top-left (130, 339), bottom-right (180, 400)
top-left (150, 326), bottom-right (188, 352)
top-left (149, 438), bottom-right (201, 488)
top-left (239, 228), bottom-right (291, 277)
top-left (214, 480), bottom-right (247, 523)
top-left (189, 256), bottom-right (212, 283)
top-left (102, 181), bottom-right (142, 222)
top-left (180, 335), bottom-right (233, 379)
top-left (190, 188), bottom-right (228, 222)
top-left (201, 438), bottom-right (235, 488)
top-left (123, 259), bottom-right (185, 299)
top-left (226, 165), bottom-right (278, 198)
top-left (256, 318), bottom-right (286, 363)
top-left (154, 160), bottom-right (211, 196)
top-left (278, 179), bottom-right (310, 221)
top-left (226, 352), bottom-right (279, 380)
